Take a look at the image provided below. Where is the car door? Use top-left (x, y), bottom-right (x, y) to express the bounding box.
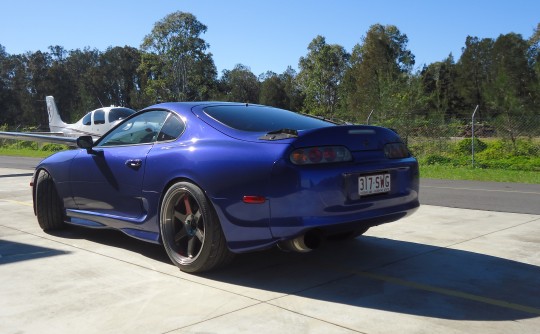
top-left (69, 110), bottom-right (170, 219)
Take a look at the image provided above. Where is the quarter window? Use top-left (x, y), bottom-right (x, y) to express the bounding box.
top-left (157, 114), bottom-right (185, 141)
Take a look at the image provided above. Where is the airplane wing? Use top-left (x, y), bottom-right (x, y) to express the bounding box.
top-left (0, 131), bottom-right (78, 147)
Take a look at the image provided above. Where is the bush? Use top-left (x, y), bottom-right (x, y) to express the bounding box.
top-left (40, 143), bottom-right (69, 152)
top-left (454, 138), bottom-right (487, 154)
top-left (422, 154), bottom-right (454, 165)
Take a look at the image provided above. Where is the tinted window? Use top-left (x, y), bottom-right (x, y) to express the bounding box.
top-left (109, 108), bottom-right (135, 122)
top-left (98, 110), bottom-right (169, 146)
top-left (204, 105), bottom-right (334, 132)
top-left (157, 114), bottom-right (185, 141)
top-left (94, 110), bottom-right (105, 125)
top-left (82, 113), bottom-right (91, 126)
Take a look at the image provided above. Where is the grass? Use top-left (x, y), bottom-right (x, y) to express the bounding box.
top-left (0, 147), bottom-right (55, 158)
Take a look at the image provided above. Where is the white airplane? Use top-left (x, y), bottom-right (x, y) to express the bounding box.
top-left (46, 96), bottom-right (136, 137)
top-left (0, 96), bottom-right (136, 146)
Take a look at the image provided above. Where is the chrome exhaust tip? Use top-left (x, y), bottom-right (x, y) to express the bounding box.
top-left (278, 230), bottom-right (323, 253)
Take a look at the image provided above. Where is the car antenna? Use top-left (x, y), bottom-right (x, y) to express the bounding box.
top-left (97, 97), bottom-right (104, 107)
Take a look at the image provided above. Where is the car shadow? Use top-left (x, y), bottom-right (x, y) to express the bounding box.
top-left (46, 225), bottom-right (170, 264)
top-left (0, 239), bottom-right (70, 265)
top-left (48, 226), bottom-right (540, 322)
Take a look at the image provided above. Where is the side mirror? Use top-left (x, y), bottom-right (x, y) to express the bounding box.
top-left (76, 136), bottom-right (97, 154)
top-left (76, 135), bottom-right (93, 149)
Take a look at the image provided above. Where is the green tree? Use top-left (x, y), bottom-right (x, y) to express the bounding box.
top-left (140, 11), bottom-right (217, 102)
top-left (421, 54), bottom-right (461, 118)
top-left (218, 64), bottom-right (259, 103)
top-left (281, 66), bottom-right (304, 111)
top-left (259, 71), bottom-right (289, 108)
top-left (297, 35), bottom-right (350, 117)
top-left (455, 36), bottom-right (494, 116)
top-left (0, 44), bottom-right (17, 125)
top-left (529, 23), bottom-right (540, 79)
top-left (342, 24), bottom-right (415, 122)
top-left (64, 47), bottom-right (101, 120)
top-left (484, 33), bottom-right (537, 147)
top-left (95, 46), bottom-right (142, 108)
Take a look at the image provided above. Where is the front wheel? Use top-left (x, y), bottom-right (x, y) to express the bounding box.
top-left (160, 181), bottom-right (233, 273)
top-left (35, 170), bottom-right (65, 231)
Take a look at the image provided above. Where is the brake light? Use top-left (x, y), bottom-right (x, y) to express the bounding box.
top-left (384, 142), bottom-right (410, 159)
top-left (290, 146), bottom-right (352, 165)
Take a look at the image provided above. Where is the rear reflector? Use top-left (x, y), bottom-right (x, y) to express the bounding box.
top-left (243, 196), bottom-right (266, 204)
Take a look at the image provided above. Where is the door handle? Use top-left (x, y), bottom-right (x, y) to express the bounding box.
top-left (125, 159), bottom-right (142, 169)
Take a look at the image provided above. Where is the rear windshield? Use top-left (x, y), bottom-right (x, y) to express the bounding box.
top-left (203, 105), bottom-right (334, 132)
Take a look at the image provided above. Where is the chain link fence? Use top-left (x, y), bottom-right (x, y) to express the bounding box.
top-left (368, 113), bottom-right (540, 171)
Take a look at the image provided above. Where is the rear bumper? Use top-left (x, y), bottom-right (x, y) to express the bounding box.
top-left (268, 157), bottom-right (419, 239)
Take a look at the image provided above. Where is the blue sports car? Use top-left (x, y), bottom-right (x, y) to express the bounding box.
top-left (32, 102), bottom-right (419, 273)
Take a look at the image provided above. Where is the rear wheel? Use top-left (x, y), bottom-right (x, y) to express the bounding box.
top-left (160, 181), bottom-right (233, 273)
top-left (35, 170), bottom-right (65, 231)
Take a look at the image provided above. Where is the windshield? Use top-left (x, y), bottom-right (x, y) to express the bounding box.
top-left (203, 105), bottom-right (334, 132)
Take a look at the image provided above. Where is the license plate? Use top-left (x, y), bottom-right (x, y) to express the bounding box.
top-left (358, 174), bottom-right (390, 196)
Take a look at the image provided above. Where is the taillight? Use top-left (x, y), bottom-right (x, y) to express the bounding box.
top-left (384, 142), bottom-right (410, 159)
top-left (290, 146), bottom-right (352, 165)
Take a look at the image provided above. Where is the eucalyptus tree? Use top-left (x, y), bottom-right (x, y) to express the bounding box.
top-left (280, 66), bottom-right (304, 112)
top-left (297, 35), bottom-right (350, 117)
top-left (0, 44), bottom-right (17, 125)
top-left (64, 47), bottom-right (101, 119)
top-left (529, 23), bottom-right (540, 79)
top-left (140, 11), bottom-right (217, 102)
top-left (484, 33), bottom-right (537, 146)
top-left (420, 54), bottom-right (461, 118)
top-left (259, 71), bottom-right (289, 109)
top-left (342, 24), bottom-right (415, 122)
top-left (219, 64), bottom-right (259, 103)
top-left (455, 36), bottom-right (494, 115)
top-left (95, 46), bottom-right (142, 108)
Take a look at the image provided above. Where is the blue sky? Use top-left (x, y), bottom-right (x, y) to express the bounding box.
top-left (1, 0), bottom-right (539, 76)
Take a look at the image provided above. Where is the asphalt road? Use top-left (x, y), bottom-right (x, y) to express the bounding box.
top-left (420, 179), bottom-right (540, 215)
top-left (1, 155), bottom-right (538, 215)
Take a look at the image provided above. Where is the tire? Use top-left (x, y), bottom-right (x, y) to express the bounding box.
top-left (160, 181), bottom-right (233, 273)
top-left (35, 170), bottom-right (65, 231)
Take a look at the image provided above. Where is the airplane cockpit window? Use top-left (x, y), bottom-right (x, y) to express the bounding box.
top-left (109, 108), bottom-right (136, 123)
top-left (82, 113), bottom-right (92, 126)
top-left (97, 110), bottom-right (169, 147)
top-left (94, 110), bottom-right (105, 125)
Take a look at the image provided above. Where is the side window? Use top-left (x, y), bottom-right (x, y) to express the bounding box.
top-left (157, 115), bottom-right (185, 141)
top-left (82, 113), bottom-right (91, 126)
top-left (94, 110), bottom-right (105, 125)
top-left (97, 110), bottom-right (169, 147)
top-left (108, 108), bottom-right (135, 123)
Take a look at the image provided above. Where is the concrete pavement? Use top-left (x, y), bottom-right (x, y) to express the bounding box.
top-left (1, 167), bottom-right (540, 333)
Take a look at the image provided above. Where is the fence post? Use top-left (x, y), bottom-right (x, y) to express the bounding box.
top-left (366, 109), bottom-right (374, 125)
top-left (471, 105), bottom-right (479, 167)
